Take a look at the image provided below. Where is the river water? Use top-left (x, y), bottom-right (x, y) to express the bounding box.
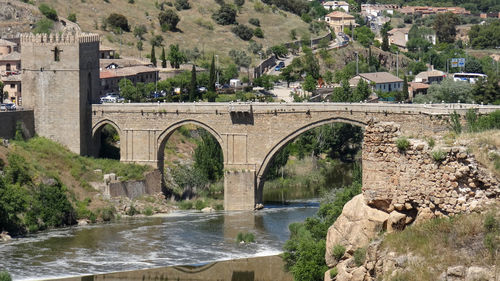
top-left (0, 201), bottom-right (319, 281)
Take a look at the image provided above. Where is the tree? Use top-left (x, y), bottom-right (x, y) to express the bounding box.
top-left (174, 0), bottom-right (190, 10)
top-left (280, 65), bottom-right (298, 87)
top-left (303, 48), bottom-right (320, 79)
top-left (402, 75), bottom-right (408, 101)
top-left (133, 25), bottom-right (147, 40)
top-left (232, 24), bottom-right (254, 41)
top-left (254, 27), bottom-right (264, 38)
top-left (106, 13), bottom-right (129, 31)
top-left (248, 40), bottom-right (263, 54)
top-left (464, 58), bottom-right (483, 74)
top-left (381, 33), bottom-right (389, 51)
top-left (229, 49), bottom-right (251, 80)
top-left (472, 76), bottom-right (500, 105)
top-left (270, 44), bottom-right (288, 58)
top-left (303, 74), bottom-right (317, 93)
top-left (160, 47), bottom-right (167, 68)
top-left (433, 12), bottom-right (459, 44)
top-left (189, 65), bottom-right (198, 101)
top-left (159, 9), bottom-right (180, 31)
top-left (331, 79), bottom-right (351, 102)
top-left (234, 0), bottom-right (244, 6)
top-left (353, 26), bottom-right (375, 48)
top-left (352, 79), bottom-right (370, 102)
top-left (118, 78), bottom-right (139, 101)
top-left (413, 78), bottom-right (473, 104)
top-left (209, 55), bottom-right (216, 92)
top-left (168, 44), bottom-right (187, 69)
top-left (469, 21), bottom-right (500, 49)
top-left (249, 18), bottom-right (260, 27)
top-left (150, 35), bottom-right (164, 47)
top-left (67, 13), bottom-right (77, 23)
top-left (0, 81), bottom-right (4, 102)
top-left (254, 74), bottom-right (274, 90)
top-left (194, 130), bottom-right (223, 182)
top-left (212, 4), bottom-right (237, 25)
top-left (150, 46), bottom-right (157, 67)
top-left (38, 4), bottom-right (58, 21)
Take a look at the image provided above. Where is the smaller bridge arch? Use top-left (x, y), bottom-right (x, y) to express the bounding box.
top-left (90, 118), bottom-right (123, 159)
top-left (255, 116), bottom-right (367, 204)
top-left (156, 119), bottom-right (226, 173)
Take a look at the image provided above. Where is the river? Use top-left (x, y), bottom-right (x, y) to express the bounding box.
top-left (0, 201), bottom-right (319, 281)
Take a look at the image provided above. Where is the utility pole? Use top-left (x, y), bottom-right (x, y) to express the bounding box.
top-left (355, 51), bottom-right (359, 75)
top-left (258, 52), bottom-right (262, 77)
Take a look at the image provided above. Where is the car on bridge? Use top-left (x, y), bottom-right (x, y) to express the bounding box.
top-left (100, 93), bottom-right (124, 103)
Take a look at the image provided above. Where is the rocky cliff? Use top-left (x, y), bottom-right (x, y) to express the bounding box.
top-left (324, 122), bottom-right (500, 281)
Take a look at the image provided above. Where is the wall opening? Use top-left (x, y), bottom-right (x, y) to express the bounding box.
top-left (94, 124), bottom-right (120, 160)
top-left (158, 123), bottom-right (224, 206)
top-left (258, 122), bottom-right (363, 205)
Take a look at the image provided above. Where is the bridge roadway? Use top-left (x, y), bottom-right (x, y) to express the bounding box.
top-left (90, 102), bottom-right (500, 210)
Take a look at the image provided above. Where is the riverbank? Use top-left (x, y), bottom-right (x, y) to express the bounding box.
top-left (42, 255), bottom-right (292, 281)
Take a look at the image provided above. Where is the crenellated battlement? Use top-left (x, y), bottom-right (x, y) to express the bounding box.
top-left (20, 32), bottom-right (99, 45)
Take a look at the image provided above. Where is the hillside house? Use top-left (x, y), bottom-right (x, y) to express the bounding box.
top-left (323, 1), bottom-right (349, 12)
top-left (324, 11), bottom-right (356, 33)
top-left (349, 72), bottom-right (403, 93)
top-left (100, 65), bottom-right (159, 96)
top-left (414, 69), bottom-right (446, 84)
top-left (0, 39), bottom-right (21, 105)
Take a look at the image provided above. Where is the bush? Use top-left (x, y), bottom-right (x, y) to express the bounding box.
top-left (194, 199), bottom-right (206, 210)
top-left (212, 4), bottom-right (237, 25)
top-left (39, 4), bottom-right (58, 21)
top-left (159, 9), bottom-right (180, 31)
top-left (236, 232), bottom-right (255, 243)
top-left (179, 200), bottom-right (193, 210)
top-left (234, 0), bottom-right (244, 6)
top-left (426, 137), bottom-right (435, 148)
top-left (332, 244), bottom-right (345, 260)
top-left (100, 207), bottom-right (115, 221)
top-left (126, 204), bottom-right (139, 216)
top-left (106, 13), bottom-right (130, 32)
top-left (396, 137), bottom-right (410, 152)
top-left (0, 271), bottom-right (12, 281)
top-left (32, 18), bottom-right (54, 34)
top-left (174, 0), bottom-right (190, 10)
top-left (431, 149), bottom-right (446, 162)
top-left (249, 18), bottom-right (260, 26)
top-left (484, 213), bottom-right (498, 233)
top-left (143, 206), bottom-right (153, 216)
top-left (68, 13), bottom-right (77, 23)
top-left (354, 247), bottom-right (366, 266)
top-left (253, 27), bottom-right (264, 38)
top-left (329, 267), bottom-right (338, 278)
top-left (449, 111), bottom-right (462, 134)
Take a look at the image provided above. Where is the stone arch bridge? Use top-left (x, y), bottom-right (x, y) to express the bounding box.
top-left (89, 102), bottom-right (499, 210)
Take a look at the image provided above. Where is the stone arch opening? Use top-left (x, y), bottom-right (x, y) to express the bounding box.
top-left (91, 120), bottom-right (122, 159)
top-left (255, 117), bottom-right (366, 205)
top-left (157, 120), bottom-right (225, 200)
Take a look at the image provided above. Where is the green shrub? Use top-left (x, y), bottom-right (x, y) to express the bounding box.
top-left (100, 207), bottom-right (115, 221)
top-left (484, 232), bottom-right (498, 258)
top-left (396, 137), bottom-right (410, 152)
top-left (143, 206), bottom-right (153, 216)
top-left (159, 9), bottom-right (180, 31)
top-left (329, 267), bottom-right (338, 278)
top-left (236, 232), bottom-right (255, 243)
top-left (353, 247), bottom-right (366, 266)
top-left (179, 201), bottom-right (193, 210)
top-left (126, 204), bottom-right (138, 216)
top-left (106, 13), bottom-right (130, 32)
top-left (38, 4), bottom-right (58, 21)
top-left (254, 27), bottom-right (264, 38)
top-left (484, 213), bottom-right (498, 232)
top-left (194, 199), bottom-right (206, 210)
top-left (426, 137), bottom-right (435, 148)
top-left (232, 24), bottom-right (254, 41)
top-left (67, 13), bottom-right (77, 22)
top-left (431, 149), bottom-right (446, 162)
top-left (214, 204), bottom-right (224, 211)
top-left (32, 18), bottom-right (54, 34)
top-left (0, 270), bottom-right (12, 281)
top-left (332, 244), bottom-right (345, 260)
top-left (248, 18), bottom-right (260, 26)
top-left (449, 110), bottom-right (462, 134)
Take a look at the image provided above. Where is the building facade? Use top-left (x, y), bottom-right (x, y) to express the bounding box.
top-left (324, 11), bottom-right (356, 33)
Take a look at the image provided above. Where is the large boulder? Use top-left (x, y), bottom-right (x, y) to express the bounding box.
top-left (325, 194), bottom-right (389, 267)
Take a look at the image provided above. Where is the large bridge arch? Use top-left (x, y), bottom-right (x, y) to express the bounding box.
top-left (156, 119), bottom-right (226, 174)
top-left (254, 116), bottom-right (367, 204)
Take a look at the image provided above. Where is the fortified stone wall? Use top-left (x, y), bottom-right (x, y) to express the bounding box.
top-left (0, 110), bottom-right (34, 139)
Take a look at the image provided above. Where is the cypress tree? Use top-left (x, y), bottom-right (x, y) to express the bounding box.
top-left (402, 75), bottom-right (409, 101)
top-left (189, 64), bottom-right (198, 101)
top-left (382, 32), bottom-right (389, 51)
top-left (161, 47), bottom-right (167, 68)
top-left (151, 46), bottom-right (157, 67)
top-left (209, 55), bottom-right (216, 92)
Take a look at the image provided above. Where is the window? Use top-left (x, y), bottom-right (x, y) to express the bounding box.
top-left (6, 63), bottom-right (11, 71)
top-left (10, 83), bottom-right (15, 88)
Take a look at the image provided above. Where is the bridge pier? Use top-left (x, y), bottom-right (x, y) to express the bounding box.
top-left (224, 169), bottom-right (257, 211)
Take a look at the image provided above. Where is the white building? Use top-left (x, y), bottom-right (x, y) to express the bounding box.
top-left (323, 1), bottom-right (349, 13)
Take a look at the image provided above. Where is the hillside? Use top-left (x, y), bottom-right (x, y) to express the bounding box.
top-left (28, 0), bottom-right (323, 61)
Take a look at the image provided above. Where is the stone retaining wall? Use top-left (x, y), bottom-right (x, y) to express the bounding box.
top-left (0, 110), bottom-right (34, 140)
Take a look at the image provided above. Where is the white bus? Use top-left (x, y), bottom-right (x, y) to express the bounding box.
top-left (452, 73), bottom-right (487, 84)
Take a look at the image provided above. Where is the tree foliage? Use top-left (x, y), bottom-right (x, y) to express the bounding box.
top-left (469, 21), bottom-right (500, 49)
top-left (413, 78), bottom-right (473, 104)
top-left (174, 0), bottom-right (190, 10)
top-left (38, 4), bottom-right (58, 21)
top-left (433, 12), bottom-right (459, 43)
top-left (168, 44), bottom-right (187, 69)
top-left (232, 24), bottom-right (254, 41)
top-left (212, 4), bottom-right (237, 25)
top-left (194, 130), bottom-right (223, 182)
top-left (354, 26), bottom-right (375, 48)
top-left (106, 13), bottom-right (130, 31)
top-left (159, 9), bottom-right (180, 31)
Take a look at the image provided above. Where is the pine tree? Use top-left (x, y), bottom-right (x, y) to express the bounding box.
top-left (209, 55), bottom-right (216, 92)
top-left (150, 46), bottom-right (157, 67)
top-left (382, 33), bottom-right (389, 51)
top-left (189, 64), bottom-right (198, 101)
top-left (161, 47), bottom-right (166, 68)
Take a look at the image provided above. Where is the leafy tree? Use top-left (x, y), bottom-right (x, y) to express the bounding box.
top-left (38, 4), bottom-right (58, 21)
top-left (303, 74), bottom-right (317, 93)
top-left (469, 21), bottom-right (500, 49)
top-left (150, 35), bottom-right (164, 47)
top-left (381, 32), bottom-right (389, 51)
top-left (433, 12), bottom-right (459, 43)
top-left (229, 49), bottom-right (251, 79)
top-left (303, 48), bottom-right (320, 79)
top-left (136, 41), bottom-right (143, 51)
top-left (232, 24), bottom-right (254, 40)
top-left (331, 79), bottom-right (351, 102)
top-left (248, 40), bottom-right (263, 54)
top-left (472, 76), bottom-right (500, 105)
top-left (222, 64), bottom-right (239, 83)
top-left (133, 25), bottom-right (147, 40)
top-left (160, 47), bottom-right (167, 68)
top-left (352, 78), bottom-right (370, 102)
top-left (174, 0), bottom-right (190, 10)
top-left (402, 75), bottom-right (408, 101)
top-left (32, 18), bottom-right (54, 34)
top-left (464, 58), bottom-right (483, 74)
top-left (168, 44), bottom-right (187, 69)
top-left (354, 26), bottom-right (375, 48)
top-left (249, 18), bottom-right (260, 26)
top-left (159, 9), bottom-right (180, 31)
top-left (119, 78), bottom-right (139, 101)
top-left (254, 74), bottom-right (274, 90)
top-left (106, 13), bottom-right (130, 31)
top-left (189, 65), bottom-right (198, 101)
top-left (212, 4), bottom-right (237, 25)
top-left (68, 13), bottom-right (77, 23)
top-left (150, 46), bottom-right (157, 67)
top-left (209, 55), bottom-right (216, 91)
top-left (194, 130), bottom-right (223, 182)
top-left (270, 44), bottom-right (288, 58)
top-left (413, 78), bottom-right (473, 104)
top-left (280, 65), bottom-right (299, 87)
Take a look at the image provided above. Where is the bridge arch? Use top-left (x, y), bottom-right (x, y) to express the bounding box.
top-left (90, 119), bottom-right (123, 159)
top-left (255, 116), bottom-right (366, 203)
top-left (156, 119), bottom-right (225, 172)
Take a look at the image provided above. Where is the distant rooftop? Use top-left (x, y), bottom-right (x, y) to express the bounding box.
top-left (325, 11), bottom-right (354, 19)
top-left (0, 38), bottom-right (17, 47)
top-left (100, 65), bottom-right (158, 79)
top-left (359, 72), bottom-right (403, 84)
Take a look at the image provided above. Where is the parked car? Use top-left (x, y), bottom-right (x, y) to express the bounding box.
top-left (2, 103), bottom-right (16, 110)
top-left (100, 93), bottom-right (123, 103)
top-left (0, 104), bottom-right (6, 111)
top-left (275, 65), bottom-right (282, 71)
top-left (278, 61), bottom-right (285, 67)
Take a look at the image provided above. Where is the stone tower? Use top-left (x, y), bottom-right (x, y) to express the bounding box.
top-left (21, 32), bottom-right (100, 155)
